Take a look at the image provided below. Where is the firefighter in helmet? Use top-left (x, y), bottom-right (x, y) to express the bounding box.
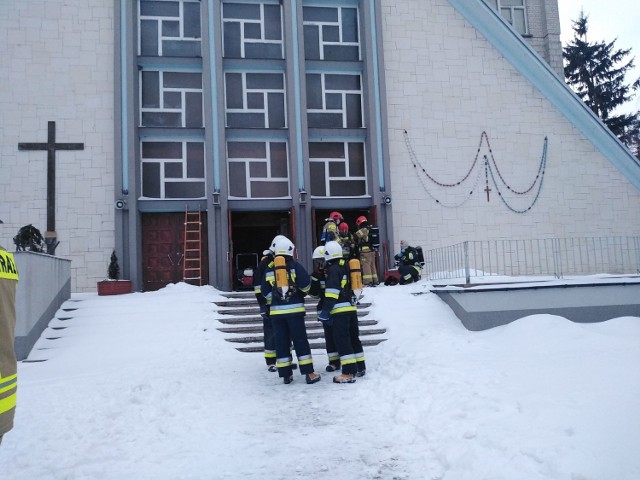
top-left (318, 241), bottom-right (366, 383)
top-left (320, 211), bottom-right (343, 245)
top-left (354, 215), bottom-right (379, 286)
top-left (394, 240), bottom-right (422, 284)
top-left (261, 236), bottom-right (321, 385)
top-left (337, 221), bottom-right (357, 259)
top-left (309, 246), bottom-right (341, 372)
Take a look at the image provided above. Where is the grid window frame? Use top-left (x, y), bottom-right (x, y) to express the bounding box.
top-left (226, 140), bottom-right (291, 199)
top-left (139, 70), bottom-right (204, 128)
top-left (306, 72), bottom-right (364, 129)
top-left (302, 5), bottom-right (361, 61)
top-left (222, 1), bottom-right (284, 59)
top-left (485, 0), bottom-right (529, 35)
top-left (138, 0), bottom-right (202, 57)
top-left (224, 71), bottom-right (287, 129)
top-left (309, 141), bottom-right (368, 198)
top-left (140, 140), bottom-right (207, 200)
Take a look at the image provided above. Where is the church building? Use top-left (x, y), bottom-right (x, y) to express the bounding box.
top-left (1, 0), bottom-right (639, 292)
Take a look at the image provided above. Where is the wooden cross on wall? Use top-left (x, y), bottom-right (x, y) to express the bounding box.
top-left (18, 121), bottom-right (84, 254)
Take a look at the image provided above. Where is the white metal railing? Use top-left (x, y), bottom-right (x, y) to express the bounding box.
top-left (425, 236), bottom-right (640, 283)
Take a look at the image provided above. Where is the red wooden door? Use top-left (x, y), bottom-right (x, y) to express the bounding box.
top-left (141, 213), bottom-right (209, 291)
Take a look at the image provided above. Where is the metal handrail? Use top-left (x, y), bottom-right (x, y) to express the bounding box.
top-left (424, 236), bottom-right (640, 283)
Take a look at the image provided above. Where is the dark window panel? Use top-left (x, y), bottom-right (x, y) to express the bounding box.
top-left (303, 6), bottom-right (338, 22)
top-left (325, 93), bottom-right (342, 110)
top-left (323, 45), bottom-right (359, 61)
top-left (141, 112), bottom-right (182, 127)
top-left (264, 5), bottom-right (282, 40)
top-left (165, 162), bottom-right (183, 178)
top-left (187, 143), bottom-right (205, 177)
top-left (187, 157), bottom-right (205, 178)
top-left (310, 162), bottom-right (326, 196)
top-left (140, 1), bottom-right (179, 17)
top-left (309, 142), bottom-right (344, 158)
top-left (142, 162), bottom-right (161, 198)
top-left (346, 94), bottom-right (363, 128)
top-left (141, 71), bottom-right (160, 108)
top-left (142, 142), bottom-right (182, 159)
top-left (227, 141), bottom-right (266, 158)
top-left (244, 22), bottom-right (261, 40)
top-left (223, 22), bottom-right (242, 58)
top-left (246, 73), bottom-right (283, 90)
top-left (223, 3), bottom-right (261, 20)
top-left (162, 20), bottom-right (180, 37)
top-left (165, 182), bottom-right (205, 198)
top-left (307, 112), bottom-right (343, 129)
top-left (162, 40), bottom-right (201, 57)
top-left (251, 181), bottom-right (289, 198)
top-left (183, 2), bottom-right (201, 38)
top-left (164, 72), bottom-right (201, 89)
top-left (306, 74), bottom-right (322, 109)
top-left (229, 162), bottom-right (248, 197)
top-left (163, 91), bottom-right (181, 108)
top-left (330, 180), bottom-right (366, 196)
top-left (226, 112), bottom-right (265, 128)
top-left (249, 161), bottom-right (267, 177)
top-left (185, 92), bottom-right (203, 128)
top-left (303, 25), bottom-right (320, 60)
top-left (270, 143), bottom-right (288, 178)
top-left (244, 43), bottom-right (283, 59)
top-left (140, 20), bottom-right (159, 56)
top-left (325, 74), bottom-right (360, 91)
top-left (225, 73), bottom-right (244, 109)
top-left (341, 8), bottom-right (359, 43)
top-left (329, 161), bottom-right (346, 177)
top-left (348, 143), bottom-right (366, 176)
top-left (267, 93), bottom-right (285, 128)
top-left (247, 92), bottom-right (264, 109)
top-left (322, 25), bottom-right (339, 42)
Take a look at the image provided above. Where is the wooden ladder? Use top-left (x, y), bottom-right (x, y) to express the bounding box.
top-left (183, 208), bottom-right (203, 286)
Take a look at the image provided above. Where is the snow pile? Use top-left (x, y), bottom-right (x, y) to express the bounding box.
top-left (0, 281), bottom-right (638, 480)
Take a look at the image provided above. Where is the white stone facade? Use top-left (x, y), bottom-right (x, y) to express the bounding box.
top-left (381, 0), bottom-right (640, 253)
top-left (0, 0), bottom-right (115, 292)
top-left (1, 0), bottom-right (638, 292)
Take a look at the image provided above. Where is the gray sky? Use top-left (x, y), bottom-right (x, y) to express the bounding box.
top-left (557, 0), bottom-right (640, 113)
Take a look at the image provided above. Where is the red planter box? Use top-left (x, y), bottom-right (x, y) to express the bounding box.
top-left (97, 280), bottom-right (132, 296)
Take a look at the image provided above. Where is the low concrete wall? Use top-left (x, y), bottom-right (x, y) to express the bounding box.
top-left (432, 279), bottom-right (640, 331)
top-left (14, 252), bottom-right (71, 360)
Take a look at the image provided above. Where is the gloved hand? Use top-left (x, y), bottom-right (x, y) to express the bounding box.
top-left (260, 311), bottom-right (269, 321)
top-left (318, 312), bottom-right (332, 326)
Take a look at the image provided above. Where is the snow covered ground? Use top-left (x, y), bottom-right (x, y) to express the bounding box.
top-left (0, 280), bottom-right (639, 480)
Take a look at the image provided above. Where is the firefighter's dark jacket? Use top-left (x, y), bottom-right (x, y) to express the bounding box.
top-left (319, 259), bottom-right (357, 318)
top-left (261, 257), bottom-right (311, 316)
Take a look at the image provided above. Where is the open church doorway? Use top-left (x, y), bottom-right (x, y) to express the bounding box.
top-left (228, 210), bottom-right (292, 291)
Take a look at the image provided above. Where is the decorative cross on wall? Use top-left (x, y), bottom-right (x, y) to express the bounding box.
top-left (484, 184), bottom-right (492, 202)
top-left (18, 121), bottom-right (84, 254)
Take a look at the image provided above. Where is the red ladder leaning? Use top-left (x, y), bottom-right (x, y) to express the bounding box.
top-left (183, 207), bottom-right (203, 286)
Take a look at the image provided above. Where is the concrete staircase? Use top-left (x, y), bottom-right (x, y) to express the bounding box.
top-left (214, 291), bottom-right (387, 352)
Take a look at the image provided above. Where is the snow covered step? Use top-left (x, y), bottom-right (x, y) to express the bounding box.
top-left (225, 328), bottom-right (387, 344)
top-left (215, 290), bottom-right (386, 351)
top-left (218, 319), bottom-right (381, 334)
top-left (215, 302), bottom-right (371, 315)
top-left (216, 309), bottom-right (371, 324)
top-left (216, 297), bottom-right (370, 308)
top-left (235, 338), bottom-right (387, 353)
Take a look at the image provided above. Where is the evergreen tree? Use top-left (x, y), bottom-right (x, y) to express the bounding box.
top-left (108, 251), bottom-right (120, 280)
top-left (563, 11), bottom-right (640, 152)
